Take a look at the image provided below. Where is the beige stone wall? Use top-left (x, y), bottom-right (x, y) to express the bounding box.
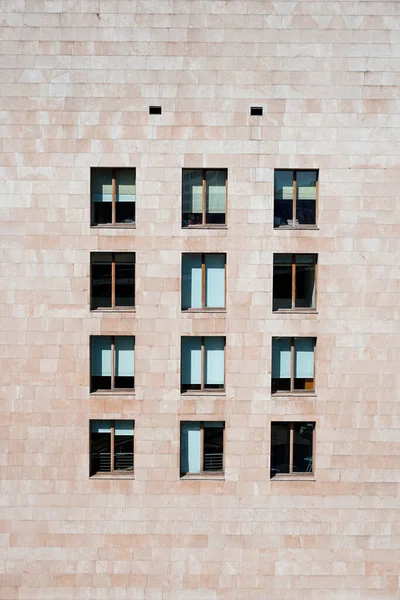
top-left (1, 1), bottom-right (399, 598)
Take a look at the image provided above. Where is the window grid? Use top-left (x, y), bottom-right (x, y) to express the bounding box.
top-left (271, 422), bottom-right (315, 478)
top-left (90, 335), bottom-right (135, 393)
top-left (274, 169), bottom-right (318, 228)
top-left (180, 421), bottom-right (225, 477)
top-left (273, 253), bottom-right (317, 312)
top-left (90, 252), bottom-right (135, 311)
top-left (182, 169), bottom-right (227, 227)
top-left (91, 168), bottom-right (135, 227)
top-left (272, 337), bottom-right (316, 394)
top-left (182, 253), bottom-right (226, 310)
top-left (181, 336), bottom-right (226, 394)
top-left (90, 420), bottom-right (135, 477)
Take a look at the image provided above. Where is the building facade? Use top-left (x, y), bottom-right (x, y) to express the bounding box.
top-left (1, 1), bottom-right (399, 599)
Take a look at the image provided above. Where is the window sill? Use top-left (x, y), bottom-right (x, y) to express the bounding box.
top-left (90, 391), bottom-right (135, 396)
top-left (182, 308), bottom-right (226, 313)
top-left (90, 224), bottom-right (136, 229)
top-left (270, 474), bottom-right (315, 482)
top-left (180, 473), bottom-right (225, 481)
top-left (180, 391), bottom-right (226, 397)
top-left (91, 308), bottom-right (136, 313)
top-left (90, 473), bottom-right (135, 480)
top-left (183, 225), bottom-right (228, 230)
top-left (272, 392), bottom-right (316, 398)
top-left (274, 225), bottom-right (319, 231)
top-left (273, 309), bottom-right (317, 315)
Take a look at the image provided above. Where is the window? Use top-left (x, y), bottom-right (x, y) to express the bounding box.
top-left (180, 421), bottom-right (224, 477)
top-left (182, 253), bottom-right (226, 310)
top-left (91, 253), bottom-right (135, 310)
top-left (273, 254), bottom-right (317, 311)
top-left (182, 169), bottom-right (227, 227)
top-left (91, 168), bottom-right (135, 226)
top-left (181, 336), bottom-right (225, 393)
top-left (274, 170), bottom-right (317, 228)
top-left (270, 422), bottom-right (315, 478)
top-left (90, 336), bottom-right (135, 393)
top-left (272, 337), bottom-right (315, 394)
top-left (90, 420), bottom-right (134, 477)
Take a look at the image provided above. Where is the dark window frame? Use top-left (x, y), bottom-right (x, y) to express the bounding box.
top-left (181, 336), bottom-right (226, 394)
top-left (91, 167), bottom-right (136, 227)
top-left (89, 419), bottom-right (135, 478)
top-left (273, 169), bottom-right (318, 229)
top-left (272, 253), bottom-right (317, 312)
top-left (90, 252), bottom-right (135, 311)
top-left (90, 335), bottom-right (135, 394)
top-left (270, 421), bottom-right (315, 479)
top-left (181, 252), bottom-right (227, 311)
top-left (272, 336), bottom-right (316, 394)
top-left (180, 421), bottom-right (225, 478)
top-left (182, 168), bottom-right (227, 228)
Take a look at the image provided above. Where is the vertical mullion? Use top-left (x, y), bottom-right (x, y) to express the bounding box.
top-left (202, 170), bottom-right (206, 225)
top-left (111, 336), bottom-right (115, 391)
top-left (290, 337), bottom-right (295, 392)
top-left (200, 422), bottom-right (205, 473)
top-left (111, 252), bottom-right (116, 308)
top-left (202, 253), bottom-right (206, 308)
top-left (292, 254), bottom-right (296, 309)
top-left (111, 169), bottom-right (116, 225)
top-left (110, 420), bottom-right (115, 473)
top-left (289, 423), bottom-right (294, 474)
top-left (201, 337), bottom-right (205, 391)
top-left (293, 171), bottom-right (297, 227)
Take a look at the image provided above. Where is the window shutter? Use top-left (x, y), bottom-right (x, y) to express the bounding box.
top-left (294, 338), bottom-right (314, 378)
top-left (115, 337), bottom-right (134, 377)
top-left (116, 169), bottom-right (135, 203)
top-left (91, 337), bottom-right (111, 376)
top-left (182, 254), bottom-right (202, 309)
top-left (206, 171), bottom-right (226, 214)
top-left (272, 338), bottom-right (291, 379)
top-left (181, 337), bottom-right (202, 385)
top-left (204, 337), bottom-right (225, 385)
top-left (92, 170), bottom-right (112, 202)
top-left (181, 422), bottom-right (201, 474)
top-left (205, 254), bottom-right (225, 308)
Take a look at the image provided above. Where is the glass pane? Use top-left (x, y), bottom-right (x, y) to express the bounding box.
top-left (204, 423), bottom-right (224, 472)
top-left (116, 169), bottom-right (135, 202)
top-left (296, 171), bottom-right (317, 225)
top-left (93, 202), bottom-right (112, 225)
top-left (204, 337), bottom-right (225, 389)
top-left (294, 338), bottom-right (314, 391)
top-left (274, 171), bottom-right (293, 227)
top-left (293, 423), bottom-right (314, 473)
top-left (115, 202), bottom-right (135, 224)
top-left (182, 254), bottom-right (202, 309)
top-left (180, 422), bottom-right (201, 475)
top-left (91, 257), bottom-right (112, 309)
top-left (272, 338), bottom-right (291, 393)
top-left (91, 420), bottom-right (112, 434)
top-left (270, 423), bottom-right (290, 477)
top-left (205, 254), bottom-right (225, 308)
top-left (114, 421), bottom-right (134, 472)
top-left (92, 170), bottom-right (112, 202)
top-left (295, 256), bottom-right (315, 308)
top-left (115, 255), bottom-right (135, 307)
top-left (91, 337), bottom-right (112, 391)
top-left (90, 427), bottom-right (111, 475)
top-left (114, 337), bottom-right (134, 389)
top-left (115, 420), bottom-right (134, 436)
top-left (273, 254), bottom-right (292, 310)
top-left (181, 337), bottom-right (202, 392)
top-left (182, 169), bottom-right (203, 226)
top-left (206, 171), bottom-right (226, 224)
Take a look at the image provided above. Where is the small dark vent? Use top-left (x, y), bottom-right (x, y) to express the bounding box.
top-left (250, 106), bottom-right (263, 116)
top-left (149, 106), bottom-right (162, 115)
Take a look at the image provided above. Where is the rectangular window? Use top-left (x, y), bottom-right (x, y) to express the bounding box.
top-left (90, 419), bottom-right (134, 476)
top-left (182, 169), bottom-right (227, 227)
top-left (274, 170), bottom-right (317, 228)
top-left (273, 254), bottom-right (317, 311)
top-left (91, 168), bottom-right (136, 226)
top-left (270, 422), bottom-right (315, 478)
top-left (90, 336), bottom-right (135, 393)
top-left (182, 253), bottom-right (226, 310)
top-left (272, 337), bottom-right (315, 394)
top-left (180, 421), bottom-right (224, 477)
top-left (91, 253), bottom-right (135, 310)
top-left (181, 336), bottom-right (225, 393)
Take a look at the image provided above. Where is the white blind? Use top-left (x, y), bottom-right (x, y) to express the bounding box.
top-left (92, 170), bottom-right (112, 202)
top-left (182, 170), bottom-right (203, 213)
top-left (274, 171), bottom-right (293, 200)
top-left (115, 420), bottom-right (134, 436)
top-left (206, 171), bottom-right (226, 214)
top-left (116, 169), bottom-right (136, 203)
top-left (115, 337), bottom-right (134, 377)
top-left (204, 337), bottom-right (225, 385)
top-left (181, 337), bottom-right (201, 385)
top-left (91, 336), bottom-right (111, 376)
top-left (180, 422), bottom-right (201, 474)
top-left (272, 338), bottom-right (291, 379)
top-left (91, 420), bottom-right (111, 433)
top-left (205, 254), bottom-right (225, 308)
top-left (182, 254), bottom-right (202, 309)
top-left (297, 171), bottom-right (317, 200)
top-left (294, 338), bottom-right (314, 378)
